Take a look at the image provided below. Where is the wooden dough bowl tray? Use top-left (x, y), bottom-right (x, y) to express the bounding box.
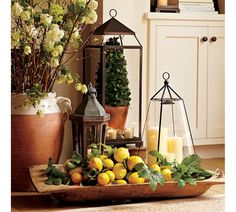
top-left (29, 165), bottom-right (224, 202)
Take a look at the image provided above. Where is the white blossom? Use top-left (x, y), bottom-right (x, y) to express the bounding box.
top-left (84, 11), bottom-right (97, 24)
top-left (87, 0), bottom-right (98, 11)
top-left (50, 58), bottom-right (59, 68)
top-left (11, 2), bottom-right (23, 17)
top-left (55, 45), bottom-right (63, 54)
top-left (45, 25), bottom-right (64, 44)
top-left (51, 45), bottom-right (63, 57)
top-left (11, 32), bottom-right (21, 47)
top-left (81, 84), bottom-right (88, 93)
top-left (24, 45), bottom-right (31, 55)
top-left (72, 0), bottom-right (86, 4)
top-left (20, 11), bottom-right (31, 21)
top-left (75, 83), bottom-right (82, 91)
top-left (25, 25), bottom-right (38, 38)
top-left (40, 14), bottom-right (53, 25)
top-left (44, 41), bottom-right (55, 52)
top-left (75, 83), bottom-right (87, 93)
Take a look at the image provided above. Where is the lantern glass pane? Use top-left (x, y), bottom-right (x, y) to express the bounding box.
top-left (143, 98), bottom-right (194, 165)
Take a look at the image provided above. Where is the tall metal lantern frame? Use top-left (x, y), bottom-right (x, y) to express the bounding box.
top-left (143, 72), bottom-right (195, 164)
top-left (82, 9), bottom-right (143, 147)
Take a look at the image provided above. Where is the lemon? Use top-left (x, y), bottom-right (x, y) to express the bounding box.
top-left (88, 157), bottom-right (103, 172)
top-left (149, 164), bottom-right (161, 172)
top-left (100, 154), bottom-right (108, 161)
top-left (114, 147), bottom-right (130, 163)
top-left (71, 172), bottom-right (83, 184)
top-left (127, 156), bottom-right (144, 171)
top-left (161, 168), bottom-right (173, 181)
top-left (112, 163), bottom-right (127, 180)
top-left (97, 173), bottom-right (110, 186)
top-left (103, 158), bottom-right (114, 170)
top-left (113, 179), bottom-right (127, 184)
top-left (69, 167), bottom-right (83, 175)
top-left (128, 172), bottom-right (145, 184)
top-left (104, 170), bottom-right (115, 182)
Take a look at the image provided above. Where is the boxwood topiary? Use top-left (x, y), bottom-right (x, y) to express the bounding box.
top-left (96, 37), bottom-right (131, 106)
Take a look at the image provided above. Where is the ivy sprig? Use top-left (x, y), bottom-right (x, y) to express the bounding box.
top-left (171, 154), bottom-right (213, 188)
top-left (88, 144), bottom-right (102, 158)
top-left (45, 158), bottom-right (70, 185)
top-left (134, 163), bottom-right (165, 191)
top-left (149, 150), bottom-right (173, 167)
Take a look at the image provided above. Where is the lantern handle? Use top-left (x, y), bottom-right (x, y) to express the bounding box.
top-left (109, 9), bottom-right (117, 18)
top-left (162, 72), bottom-right (170, 81)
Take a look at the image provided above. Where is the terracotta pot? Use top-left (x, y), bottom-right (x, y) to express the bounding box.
top-left (11, 92), bottom-right (72, 191)
top-left (104, 105), bottom-right (129, 130)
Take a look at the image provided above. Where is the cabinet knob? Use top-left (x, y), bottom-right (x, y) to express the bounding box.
top-left (211, 36), bottom-right (217, 42)
top-left (202, 37), bottom-right (208, 42)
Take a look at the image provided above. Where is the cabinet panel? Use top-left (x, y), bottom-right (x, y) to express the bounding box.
top-left (151, 26), bottom-right (208, 139)
top-left (207, 27), bottom-right (225, 138)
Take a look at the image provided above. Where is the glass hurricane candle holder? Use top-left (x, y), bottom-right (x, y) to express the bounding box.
top-left (143, 72), bottom-right (195, 165)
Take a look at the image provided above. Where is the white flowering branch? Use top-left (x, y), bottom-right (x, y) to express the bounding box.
top-left (11, 0), bottom-right (98, 96)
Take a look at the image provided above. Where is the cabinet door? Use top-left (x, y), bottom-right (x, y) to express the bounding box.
top-left (148, 25), bottom-right (208, 139)
top-left (207, 27), bottom-right (225, 138)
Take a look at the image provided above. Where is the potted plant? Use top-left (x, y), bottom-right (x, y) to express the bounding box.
top-left (96, 37), bottom-right (131, 130)
top-left (11, 0), bottom-right (98, 191)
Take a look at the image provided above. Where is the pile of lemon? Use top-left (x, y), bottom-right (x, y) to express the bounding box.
top-left (64, 147), bottom-right (172, 186)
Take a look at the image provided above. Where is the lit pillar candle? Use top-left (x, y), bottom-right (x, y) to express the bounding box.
top-left (107, 128), bottom-right (117, 139)
top-left (147, 128), bottom-right (168, 166)
top-left (147, 128), bottom-right (158, 166)
top-left (124, 128), bottom-right (134, 139)
top-left (158, 0), bottom-right (168, 6)
top-left (167, 137), bottom-right (183, 163)
top-left (158, 128), bottom-right (168, 155)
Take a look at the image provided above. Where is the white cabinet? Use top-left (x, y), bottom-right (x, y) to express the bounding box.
top-left (207, 27), bottom-right (225, 139)
top-left (146, 13), bottom-right (224, 145)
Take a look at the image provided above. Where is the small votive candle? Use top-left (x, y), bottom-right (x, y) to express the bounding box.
top-left (124, 128), bottom-right (134, 139)
top-left (158, 0), bottom-right (168, 6)
top-left (107, 128), bottom-right (117, 139)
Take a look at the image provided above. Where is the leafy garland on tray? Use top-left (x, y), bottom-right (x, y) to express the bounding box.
top-left (45, 144), bottom-right (213, 191)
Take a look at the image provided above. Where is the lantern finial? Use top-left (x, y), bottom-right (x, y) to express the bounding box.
top-left (75, 82), bottom-right (106, 116)
top-left (109, 9), bottom-right (117, 18)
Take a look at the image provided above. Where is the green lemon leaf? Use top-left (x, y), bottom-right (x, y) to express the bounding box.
top-left (181, 154), bottom-right (201, 168)
top-left (149, 150), bottom-right (164, 162)
top-left (53, 178), bottom-right (62, 185)
top-left (177, 179), bottom-right (186, 188)
top-left (149, 179), bottom-right (157, 191)
top-left (45, 176), bottom-right (53, 185)
top-left (71, 151), bottom-right (82, 164)
top-left (185, 178), bottom-right (197, 186)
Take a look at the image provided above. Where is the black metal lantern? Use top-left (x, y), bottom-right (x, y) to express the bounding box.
top-left (69, 83), bottom-right (110, 157)
top-left (143, 72), bottom-right (195, 166)
top-left (82, 9), bottom-right (143, 147)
